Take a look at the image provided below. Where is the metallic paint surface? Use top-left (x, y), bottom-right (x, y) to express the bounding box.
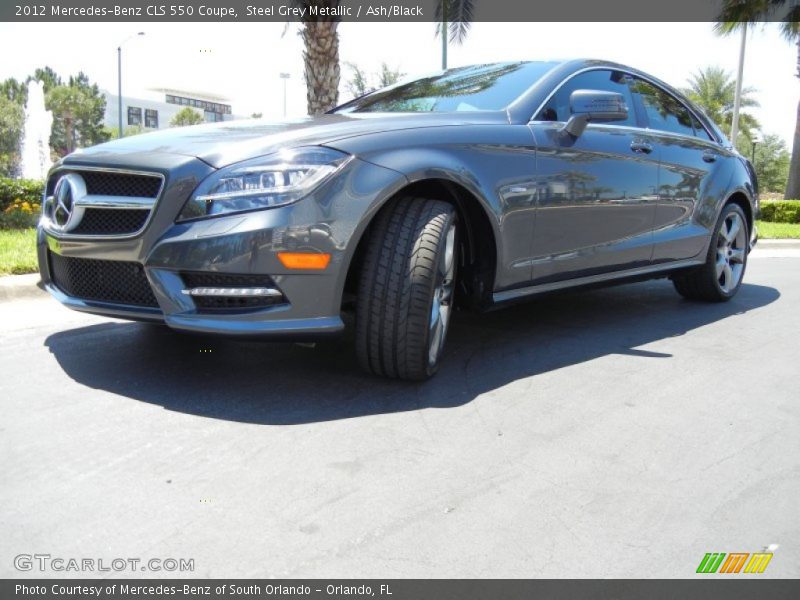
top-left (38, 59), bottom-right (757, 339)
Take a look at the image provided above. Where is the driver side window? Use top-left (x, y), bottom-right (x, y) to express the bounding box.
top-left (537, 69), bottom-right (637, 127)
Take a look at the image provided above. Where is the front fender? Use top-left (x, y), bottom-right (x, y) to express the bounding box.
top-left (329, 125), bottom-right (540, 289)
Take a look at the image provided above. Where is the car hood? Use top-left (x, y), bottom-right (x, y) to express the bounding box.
top-left (67, 112), bottom-right (509, 169)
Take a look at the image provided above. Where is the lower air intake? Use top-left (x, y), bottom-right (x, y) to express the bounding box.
top-left (49, 253), bottom-right (159, 308)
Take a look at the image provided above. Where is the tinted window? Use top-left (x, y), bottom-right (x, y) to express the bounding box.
top-left (536, 69), bottom-right (637, 127)
top-left (334, 62), bottom-right (557, 113)
top-left (690, 113), bottom-right (714, 141)
top-left (631, 79), bottom-right (695, 137)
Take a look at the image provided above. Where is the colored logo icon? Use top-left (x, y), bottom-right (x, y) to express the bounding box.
top-left (696, 552), bottom-right (773, 574)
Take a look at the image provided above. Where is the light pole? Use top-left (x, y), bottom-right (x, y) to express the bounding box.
top-left (751, 132), bottom-right (761, 166)
top-left (730, 25), bottom-right (747, 146)
top-left (117, 32), bottom-right (145, 138)
top-left (280, 73), bottom-right (290, 118)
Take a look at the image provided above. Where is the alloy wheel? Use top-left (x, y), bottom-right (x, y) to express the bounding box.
top-left (428, 222), bottom-right (457, 367)
top-left (715, 212), bottom-right (746, 294)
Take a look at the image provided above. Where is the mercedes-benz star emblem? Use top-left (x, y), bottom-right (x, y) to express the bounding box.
top-left (49, 173), bottom-right (86, 232)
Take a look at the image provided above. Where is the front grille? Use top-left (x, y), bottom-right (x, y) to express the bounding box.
top-left (46, 169), bottom-right (163, 237)
top-left (82, 171), bottom-right (162, 197)
top-left (49, 253), bottom-right (159, 308)
top-left (71, 208), bottom-right (150, 236)
top-left (47, 170), bottom-right (162, 198)
top-left (181, 272), bottom-right (286, 311)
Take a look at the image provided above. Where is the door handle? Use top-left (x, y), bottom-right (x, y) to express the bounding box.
top-left (630, 141), bottom-right (653, 154)
top-left (702, 150), bottom-right (717, 163)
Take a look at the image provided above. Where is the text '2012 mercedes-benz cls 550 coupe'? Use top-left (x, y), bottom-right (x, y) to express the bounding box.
top-left (38, 59), bottom-right (758, 380)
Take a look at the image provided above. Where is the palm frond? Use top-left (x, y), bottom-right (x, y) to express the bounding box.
top-left (714, 0), bottom-right (770, 34)
top-left (447, 0), bottom-right (474, 43)
top-left (715, 0), bottom-right (799, 39)
top-left (780, 5), bottom-right (800, 41)
top-left (434, 0), bottom-right (474, 44)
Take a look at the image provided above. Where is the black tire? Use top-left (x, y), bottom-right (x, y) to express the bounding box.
top-left (356, 198), bottom-right (458, 380)
top-left (672, 203), bottom-right (749, 302)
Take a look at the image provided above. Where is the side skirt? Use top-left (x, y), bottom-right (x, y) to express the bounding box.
top-left (491, 259), bottom-right (705, 305)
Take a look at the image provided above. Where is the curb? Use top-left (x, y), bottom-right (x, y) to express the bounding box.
top-left (0, 273), bottom-right (46, 302)
top-left (755, 239), bottom-right (800, 249)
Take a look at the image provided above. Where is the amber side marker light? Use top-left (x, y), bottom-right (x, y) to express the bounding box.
top-left (277, 252), bottom-right (331, 270)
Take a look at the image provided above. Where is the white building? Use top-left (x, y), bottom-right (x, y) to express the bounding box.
top-left (103, 88), bottom-right (238, 132)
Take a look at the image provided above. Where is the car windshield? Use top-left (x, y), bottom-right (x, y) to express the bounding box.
top-left (333, 62), bottom-right (558, 114)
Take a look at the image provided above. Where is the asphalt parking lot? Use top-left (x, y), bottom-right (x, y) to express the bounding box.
top-left (1, 249), bottom-right (798, 578)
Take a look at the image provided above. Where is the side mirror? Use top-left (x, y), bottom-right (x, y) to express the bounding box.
top-left (562, 90), bottom-right (629, 137)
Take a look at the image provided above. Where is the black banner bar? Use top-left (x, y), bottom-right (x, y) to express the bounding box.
top-left (3, 579), bottom-right (800, 600)
top-left (2, 0), bottom-right (797, 23)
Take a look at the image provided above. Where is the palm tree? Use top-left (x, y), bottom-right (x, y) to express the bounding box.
top-left (715, 1), bottom-right (800, 198)
top-left (287, 2), bottom-right (342, 115)
top-left (301, 18), bottom-right (341, 115)
top-left (296, 1), bottom-right (472, 114)
top-left (683, 66), bottom-right (760, 139)
top-left (435, 0), bottom-right (474, 69)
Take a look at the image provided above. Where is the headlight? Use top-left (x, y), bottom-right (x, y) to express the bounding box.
top-left (177, 146), bottom-right (351, 221)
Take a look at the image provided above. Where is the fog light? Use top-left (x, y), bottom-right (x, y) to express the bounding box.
top-left (277, 252), bottom-right (331, 270)
top-left (181, 287), bottom-right (282, 297)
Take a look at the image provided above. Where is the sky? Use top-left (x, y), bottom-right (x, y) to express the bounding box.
top-left (0, 21), bottom-right (796, 146)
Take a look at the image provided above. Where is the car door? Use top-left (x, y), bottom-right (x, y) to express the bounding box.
top-left (628, 78), bottom-right (720, 263)
top-left (528, 69), bottom-right (660, 285)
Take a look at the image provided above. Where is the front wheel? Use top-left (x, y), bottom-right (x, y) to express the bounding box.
top-left (672, 203), bottom-right (749, 302)
top-left (356, 198), bottom-right (458, 380)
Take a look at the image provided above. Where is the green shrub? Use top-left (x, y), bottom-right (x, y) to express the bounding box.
top-left (759, 200), bottom-right (800, 224)
top-left (0, 207), bottom-right (39, 230)
top-left (0, 177), bottom-right (44, 212)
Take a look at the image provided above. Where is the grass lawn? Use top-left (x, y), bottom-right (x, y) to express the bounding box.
top-left (756, 220), bottom-right (800, 240)
top-left (0, 228), bottom-right (37, 275)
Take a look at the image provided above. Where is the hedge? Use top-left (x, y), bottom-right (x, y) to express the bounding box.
top-left (0, 177), bottom-right (44, 212)
top-left (759, 200), bottom-right (800, 224)
top-left (0, 178), bottom-right (44, 230)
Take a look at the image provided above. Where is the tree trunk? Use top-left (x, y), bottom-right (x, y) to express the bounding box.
top-left (302, 20), bottom-right (340, 115)
top-left (786, 98), bottom-right (800, 199)
top-left (786, 39), bottom-right (800, 200)
top-left (64, 114), bottom-right (74, 155)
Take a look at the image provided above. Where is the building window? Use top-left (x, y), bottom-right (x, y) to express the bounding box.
top-left (145, 109), bottom-right (159, 129)
top-left (127, 106), bottom-right (142, 126)
top-left (166, 93), bottom-right (231, 117)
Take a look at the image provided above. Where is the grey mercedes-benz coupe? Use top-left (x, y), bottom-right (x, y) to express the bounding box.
top-left (38, 59), bottom-right (758, 380)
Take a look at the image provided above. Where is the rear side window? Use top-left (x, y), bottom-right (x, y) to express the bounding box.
top-left (690, 113), bottom-right (714, 141)
top-left (631, 79), bottom-right (695, 138)
top-left (537, 69), bottom-right (637, 127)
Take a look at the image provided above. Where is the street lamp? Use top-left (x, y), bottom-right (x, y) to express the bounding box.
top-left (279, 73), bottom-right (290, 118)
top-left (751, 132), bottom-right (761, 166)
top-left (729, 26), bottom-right (748, 146)
top-left (117, 32), bottom-right (145, 138)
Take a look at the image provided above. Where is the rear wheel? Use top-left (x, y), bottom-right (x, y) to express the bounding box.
top-left (672, 203), bottom-right (748, 302)
top-left (356, 198), bottom-right (458, 380)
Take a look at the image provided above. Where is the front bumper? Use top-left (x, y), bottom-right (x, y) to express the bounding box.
top-left (38, 155), bottom-right (406, 339)
top-left (41, 278), bottom-right (345, 339)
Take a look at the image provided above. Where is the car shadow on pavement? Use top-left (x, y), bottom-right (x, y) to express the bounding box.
top-left (44, 279), bottom-right (779, 425)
